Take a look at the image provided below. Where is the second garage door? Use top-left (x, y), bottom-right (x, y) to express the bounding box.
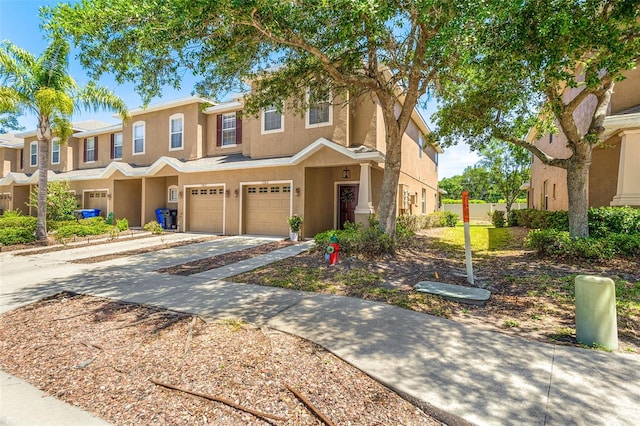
top-left (244, 184), bottom-right (291, 236)
top-left (84, 191), bottom-right (108, 216)
top-left (187, 187), bottom-right (224, 233)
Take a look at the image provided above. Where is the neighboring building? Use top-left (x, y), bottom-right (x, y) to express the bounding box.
top-left (528, 66), bottom-right (640, 210)
top-left (0, 90), bottom-right (441, 238)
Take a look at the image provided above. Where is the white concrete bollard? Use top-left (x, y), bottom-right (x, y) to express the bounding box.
top-left (575, 275), bottom-right (618, 350)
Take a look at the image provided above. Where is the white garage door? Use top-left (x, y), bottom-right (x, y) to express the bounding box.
top-left (187, 187), bottom-right (224, 233)
top-left (84, 191), bottom-right (108, 216)
top-left (244, 184), bottom-right (291, 236)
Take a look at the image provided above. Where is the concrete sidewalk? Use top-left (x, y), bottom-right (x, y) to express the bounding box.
top-left (1, 235), bottom-right (639, 425)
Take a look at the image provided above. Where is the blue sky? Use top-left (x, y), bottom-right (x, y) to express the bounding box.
top-left (0, 0), bottom-right (479, 178)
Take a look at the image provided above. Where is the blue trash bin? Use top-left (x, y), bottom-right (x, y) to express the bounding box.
top-left (155, 208), bottom-right (165, 228)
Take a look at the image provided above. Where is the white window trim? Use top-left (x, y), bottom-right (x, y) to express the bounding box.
top-left (221, 112), bottom-right (237, 147)
top-left (113, 133), bottom-right (123, 160)
top-left (51, 138), bottom-right (60, 165)
top-left (305, 87), bottom-right (333, 129)
top-left (169, 113), bottom-right (184, 151)
top-left (261, 105), bottom-right (284, 134)
top-left (30, 141), bottom-right (38, 167)
top-left (133, 121), bottom-right (145, 155)
top-left (85, 137), bottom-right (96, 163)
top-left (168, 185), bottom-right (179, 203)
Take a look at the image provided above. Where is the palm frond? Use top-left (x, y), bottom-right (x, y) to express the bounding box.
top-left (0, 40), bottom-right (36, 95)
top-left (35, 87), bottom-right (74, 117)
top-left (75, 81), bottom-right (130, 119)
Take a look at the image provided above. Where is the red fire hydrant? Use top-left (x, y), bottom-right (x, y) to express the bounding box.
top-left (326, 235), bottom-right (340, 266)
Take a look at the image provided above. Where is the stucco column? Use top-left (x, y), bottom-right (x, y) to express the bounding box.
top-left (354, 162), bottom-right (375, 225)
top-left (611, 129), bottom-right (640, 207)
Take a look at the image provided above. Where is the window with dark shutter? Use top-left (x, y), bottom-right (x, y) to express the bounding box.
top-left (216, 114), bottom-right (222, 147)
top-left (83, 138), bottom-right (87, 162)
top-left (110, 134), bottom-right (115, 159)
top-left (236, 116), bottom-right (242, 144)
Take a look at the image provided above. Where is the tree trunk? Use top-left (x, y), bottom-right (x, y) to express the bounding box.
top-left (566, 153), bottom-right (591, 238)
top-left (377, 127), bottom-right (402, 237)
top-left (35, 116), bottom-right (51, 241)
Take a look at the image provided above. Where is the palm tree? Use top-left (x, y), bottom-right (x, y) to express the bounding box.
top-left (0, 37), bottom-right (128, 240)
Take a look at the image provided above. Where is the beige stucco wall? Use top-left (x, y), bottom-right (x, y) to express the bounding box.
top-left (610, 67), bottom-right (640, 114)
top-left (113, 179), bottom-right (142, 227)
top-left (590, 136), bottom-right (622, 207)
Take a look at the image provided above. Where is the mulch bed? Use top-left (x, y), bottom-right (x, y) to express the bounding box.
top-left (0, 292), bottom-right (437, 425)
top-left (157, 240), bottom-right (296, 276)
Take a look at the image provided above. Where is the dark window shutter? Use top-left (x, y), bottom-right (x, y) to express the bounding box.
top-left (94, 138), bottom-right (98, 161)
top-left (236, 116), bottom-right (242, 145)
top-left (20, 149), bottom-right (24, 169)
top-left (110, 134), bottom-right (115, 159)
top-left (216, 114), bottom-right (222, 147)
top-left (83, 138), bottom-right (87, 162)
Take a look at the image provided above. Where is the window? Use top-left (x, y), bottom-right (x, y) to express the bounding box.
top-left (51, 139), bottom-right (60, 164)
top-left (111, 133), bottom-right (123, 159)
top-left (169, 114), bottom-right (183, 150)
top-left (306, 86), bottom-right (332, 127)
top-left (168, 185), bottom-right (178, 203)
top-left (216, 113), bottom-right (242, 147)
top-left (262, 105), bottom-right (283, 133)
top-left (133, 122), bottom-right (145, 154)
top-left (543, 180), bottom-right (549, 210)
top-left (418, 134), bottom-right (424, 159)
top-left (30, 141), bottom-right (37, 167)
top-left (84, 137), bottom-right (96, 162)
top-left (422, 189), bottom-right (427, 214)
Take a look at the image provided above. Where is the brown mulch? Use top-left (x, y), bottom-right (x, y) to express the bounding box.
top-left (4, 230), bottom-right (151, 254)
top-left (0, 292), bottom-right (437, 425)
top-left (158, 240), bottom-right (296, 276)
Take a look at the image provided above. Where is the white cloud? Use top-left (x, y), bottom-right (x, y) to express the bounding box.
top-left (438, 143), bottom-right (481, 179)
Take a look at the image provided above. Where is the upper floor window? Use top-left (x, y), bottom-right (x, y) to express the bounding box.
top-left (262, 105), bottom-right (284, 134)
top-left (418, 134), bottom-right (424, 159)
top-left (216, 113), bottom-right (242, 147)
top-left (30, 141), bottom-right (37, 167)
top-left (306, 86), bottom-right (332, 128)
top-left (169, 114), bottom-right (183, 150)
top-left (111, 133), bottom-right (123, 159)
top-left (51, 139), bottom-right (60, 164)
top-left (133, 122), bottom-right (145, 154)
top-left (84, 137), bottom-right (97, 162)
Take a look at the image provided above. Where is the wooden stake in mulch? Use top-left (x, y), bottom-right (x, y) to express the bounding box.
top-left (149, 378), bottom-right (286, 422)
top-left (286, 385), bottom-right (336, 426)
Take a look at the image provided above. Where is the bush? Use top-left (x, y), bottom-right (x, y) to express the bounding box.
top-left (0, 227), bottom-right (36, 245)
top-left (588, 206), bottom-right (640, 237)
top-left (0, 214), bottom-right (37, 230)
top-left (491, 210), bottom-right (506, 228)
top-left (512, 209), bottom-right (569, 230)
top-left (29, 180), bottom-right (79, 221)
top-left (525, 229), bottom-right (639, 260)
top-left (54, 217), bottom-right (111, 238)
top-left (116, 218), bottom-right (129, 232)
top-left (507, 210), bottom-right (519, 227)
top-left (441, 211), bottom-right (458, 227)
top-left (144, 220), bottom-right (164, 234)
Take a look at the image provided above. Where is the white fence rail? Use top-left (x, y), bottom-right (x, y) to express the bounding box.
top-left (442, 203), bottom-right (527, 222)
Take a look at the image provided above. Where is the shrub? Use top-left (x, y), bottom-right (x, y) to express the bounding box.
top-left (525, 229), bottom-right (638, 260)
top-left (28, 180), bottom-right (79, 221)
top-left (0, 227), bottom-right (36, 245)
top-left (491, 210), bottom-right (506, 228)
top-left (116, 218), bottom-right (129, 232)
top-left (507, 210), bottom-right (519, 227)
top-left (441, 211), bottom-right (458, 227)
top-left (0, 214), bottom-right (37, 231)
top-left (144, 220), bottom-right (164, 234)
top-left (54, 217), bottom-right (111, 238)
top-left (514, 209), bottom-right (568, 230)
top-left (588, 206), bottom-right (640, 237)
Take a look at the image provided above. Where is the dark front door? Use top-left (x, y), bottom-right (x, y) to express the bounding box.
top-left (338, 184), bottom-right (359, 229)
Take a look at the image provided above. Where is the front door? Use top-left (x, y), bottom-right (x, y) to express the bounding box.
top-left (338, 184), bottom-right (358, 229)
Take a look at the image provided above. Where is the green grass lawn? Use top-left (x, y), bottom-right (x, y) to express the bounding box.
top-left (437, 225), bottom-right (514, 251)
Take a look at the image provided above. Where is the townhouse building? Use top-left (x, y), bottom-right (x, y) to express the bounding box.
top-left (528, 66), bottom-right (640, 210)
top-left (0, 91), bottom-right (441, 238)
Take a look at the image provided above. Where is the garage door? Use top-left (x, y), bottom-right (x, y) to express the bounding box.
top-left (244, 184), bottom-right (291, 236)
top-left (84, 191), bottom-right (108, 216)
top-left (187, 187), bottom-right (224, 233)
